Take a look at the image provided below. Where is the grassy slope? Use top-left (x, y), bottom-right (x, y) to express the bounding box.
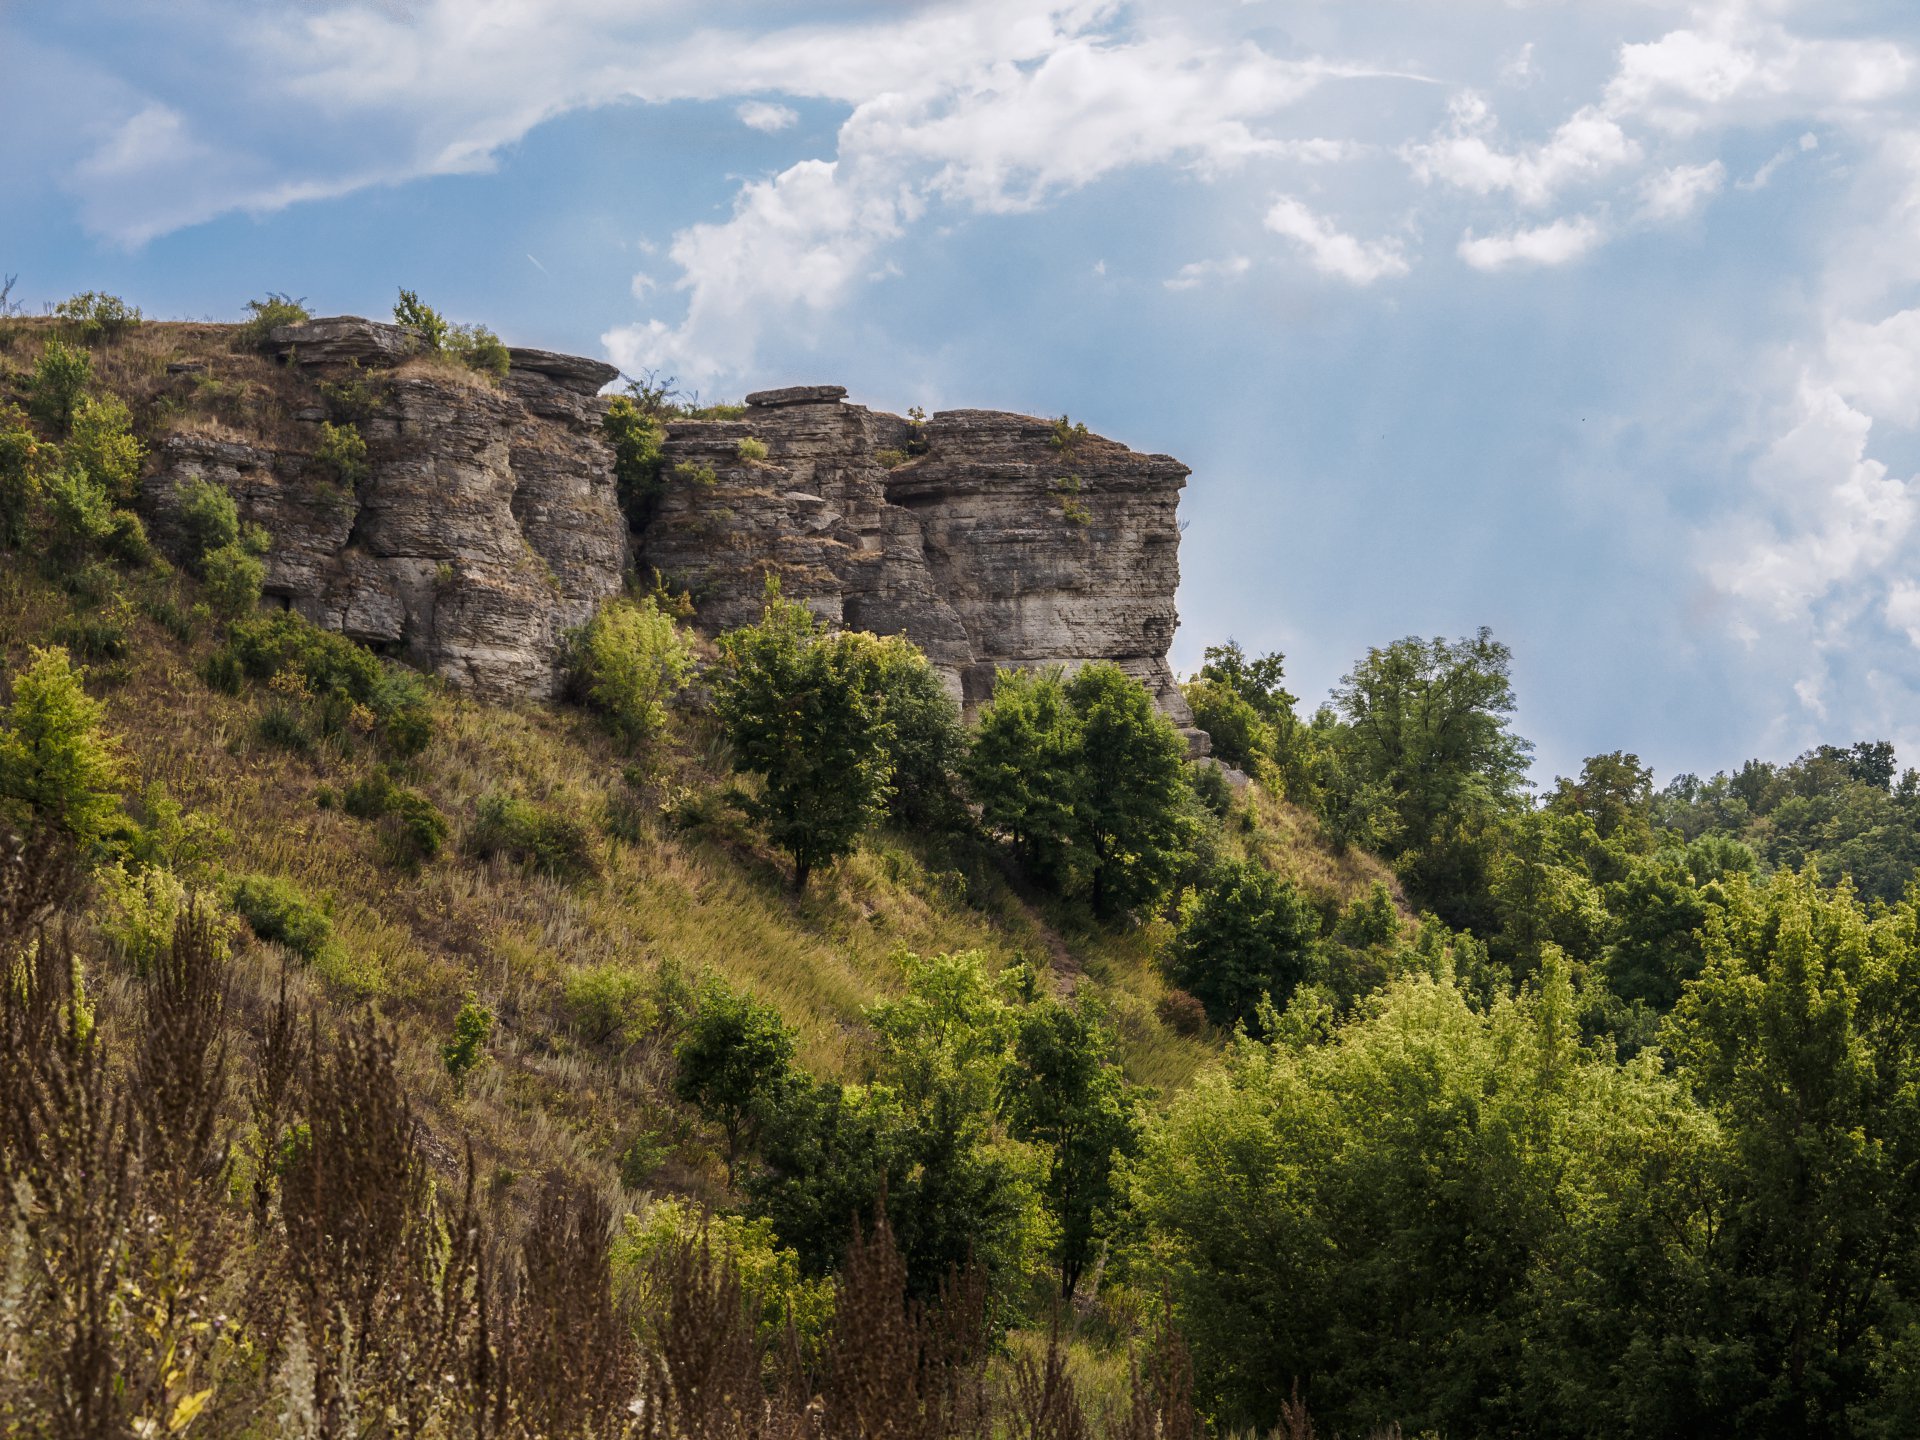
top-left (0, 316), bottom-right (1399, 1209)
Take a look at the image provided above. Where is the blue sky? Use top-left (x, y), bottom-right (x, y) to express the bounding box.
top-left (6, 0), bottom-right (1920, 788)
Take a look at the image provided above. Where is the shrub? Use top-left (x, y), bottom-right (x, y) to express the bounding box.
top-left (175, 477), bottom-right (240, 568)
top-left (614, 1198), bottom-right (834, 1352)
top-left (674, 981), bottom-right (798, 1182)
top-left (562, 964), bottom-right (657, 1046)
top-left (0, 645), bottom-right (126, 850)
top-left (43, 466), bottom-right (119, 564)
top-left (318, 366), bottom-right (384, 422)
top-left (603, 396), bottom-right (665, 529)
top-left (468, 791), bottom-right (595, 880)
top-left (342, 767), bottom-right (447, 868)
top-left (314, 421), bottom-right (369, 487)
top-left (65, 395), bottom-right (143, 503)
top-left (27, 339), bottom-right (92, 434)
top-left (1048, 414), bottom-right (1089, 452)
top-left (210, 610), bottom-right (432, 754)
top-left (53, 291), bottom-right (142, 343)
top-left (229, 872), bottom-right (331, 958)
top-left (442, 993), bottom-right (493, 1094)
top-left (567, 596), bottom-right (696, 747)
top-left (49, 614), bottom-right (129, 661)
top-left (235, 292), bottom-right (310, 349)
top-left (202, 540), bottom-right (267, 617)
top-left (736, 436), bottom-right (768, 462)
top-left (0, 406), bottom-right (45, 547)
top-left (449, 323), bottom-right (509, 383)
top-left (393, 288), bottom-right (449, 353)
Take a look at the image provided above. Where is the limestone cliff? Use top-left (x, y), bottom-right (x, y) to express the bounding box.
top-left (140, 320), bottom-right (1196, 735)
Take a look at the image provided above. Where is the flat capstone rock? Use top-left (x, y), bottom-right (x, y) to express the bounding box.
top-left (744, 384), bottom-right (848, 408)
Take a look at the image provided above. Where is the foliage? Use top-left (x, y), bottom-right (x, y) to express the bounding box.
top-left (0, 645), bottom-right (124, 851)
top-left (208, 610), bottom-right (432, 754)
top-left (967, 663), bottom-right (1196, 916)
top-left (53, 290), bottom-right (142, 343)
top-left (176, 476), bottom-right (241, 566)
top-left (562, 964), bottom-right (657, 1046)
top-left (200, 537), bottom-right (268, 617)
top-left (66, 394), bottom-right (143, 503)
top-left (603, 395), bottom-right (667, 530)
top-left (566, 595), bottom-right (696, 747)
top-left (736, 435), bottom-right (768, 461)
top-left (844, 630), bottom-right (967, 828)
top-left (229, 871), bottom-right (331, 959)
top-left (342, 767), bottom-right (448, 868)
top-left (27, 338), bottom-right (92, 435)
top-left (674, 980), bottom-right (799, 1182)
top-left (392, 287), bottom-right (449, 353)
top-left (448, 322), bottom-right (509, 382)
top-left (442, 993), bottom-right (493, 1093)
top-left (615, 1198), bottom-right (836, 1353)
top-left (713, 584), bottom-right (894, 891)
top-left (1167, 859), bottom-right (1324, 1027)
top-left (1049, 415), bottom-right (1090, 452)
top-left (0, 405), bottom-right (46, 547)
top-left (1002, 994), bottom-right (1138, 1298)
top-left (235, 291), bottom-right (310, 349)
top-left (314, 420), bottom-right (369, 487)
top-left (467, 790), bottom-right (595, 880)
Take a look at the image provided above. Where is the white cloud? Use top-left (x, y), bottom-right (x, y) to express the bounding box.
top-left (1636, 159), bottom-right (1724, 222)
top-left (1825, 307), bottom-right (1920, 430)
top-left (1886, 582), bottom-right (1920, 649)
top-left (1458, 214), bottom-right (1604, 271)
top-left (1407, 95), bottom-right (1639, 208)
top-left (1263, 197), bottom-right (1409, 284)
top-left (737, 100), bottom-right (798, 133)
top-left (1164, 255), bottom-right (1252, 291)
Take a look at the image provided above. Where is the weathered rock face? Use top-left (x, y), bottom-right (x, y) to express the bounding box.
top-left (143, 319), bottom-right (626, 699)
top-left (639, 392), bottom-right (1195, 727)
top-left (140, 317), bottom-right (1197, 735)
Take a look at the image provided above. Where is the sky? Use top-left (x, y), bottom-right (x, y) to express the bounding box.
top-left (5, 0), bottom-right (1920, 788)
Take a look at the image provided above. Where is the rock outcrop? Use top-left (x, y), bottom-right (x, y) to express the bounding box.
top-left (640, 393), bottom-right (1196, 729)
top-left (139, 318), bottom-right (1197, 737)
top-left (144, 319), bottom-right (625, 698)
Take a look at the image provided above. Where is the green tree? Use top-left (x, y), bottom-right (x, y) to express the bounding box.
top-left (27, 339), bottom-right (92, 436)
top-left (1167, 860), bottom-right (1324, 1026)
top-left (845, 632), bottom-right (966, 828)
top-left (0, 646), bottom-right (125, 850)
top-left (1331, 628), bottom-right (1532, 925)
top-left (1660, 873), bottom-right (1920, 1437)
top-left (713, 585), bottom-right (894, 891)
top-left (1002, 995), bottom-right (1137, 1297)
top-left (965, 666), bottom-right (1088, 891)
top-left (602, 395), bottom-right (666, 530)
top-left (0, 406), bottom-right (45, 547)
top-left (673, 982), bottom-right (799, 1183)
top-left (442, 994), bottom-right (493, 1095)
top-left (392, 288), bottom-right (449, 352)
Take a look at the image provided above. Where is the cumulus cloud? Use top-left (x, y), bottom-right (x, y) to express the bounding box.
top-left (737, 100), bottom-right (799, 133)
top-left (1407, 94), bottom-right (1639, 208)
top-left (1263, 197), bottom-right (1409, 284)
top-left (1458, 215), bottom-right (1605, 271)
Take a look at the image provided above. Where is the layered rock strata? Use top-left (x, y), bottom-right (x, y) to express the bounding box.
top-left (640, 390), bottom-right (1195, 728)
top-left (139, 317), bottom-right (1197, 737)
top-left (142, 320), bottom-right (625, 699)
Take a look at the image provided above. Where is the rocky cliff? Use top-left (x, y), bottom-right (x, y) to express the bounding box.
top-left (141, 320), bottom-right (1196, 734)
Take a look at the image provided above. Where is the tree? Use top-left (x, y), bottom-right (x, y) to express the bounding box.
top-left (673, 982), bottom-right (798, 1183)
top-left (966, 663), bottom-right (1196, 917)
top-left (713, 585), bottom-right (895, 891)
top-left (1002, 996), bottom-right (1138, 1297)
top-left (0, 646), bottom-right (125, 851)
top-left (1066, 663), bottom-right (1196, 916)
top-left (844, 633), bottom-right (966, 828)
top-left (1331, 628), bottom-right (1532, 925)
top-left (1183, 640), bottom-right (1297, 776)
top-left (1167, 860), bottom-right (1324, 1027)
top-left (964, 667), bottom-right (1088, 891)
top-left (1660, 873), bottom-right (1920, 1437)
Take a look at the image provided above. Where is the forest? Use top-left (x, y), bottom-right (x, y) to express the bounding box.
top-left (1, 297), bottom-right (1918, 1439)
